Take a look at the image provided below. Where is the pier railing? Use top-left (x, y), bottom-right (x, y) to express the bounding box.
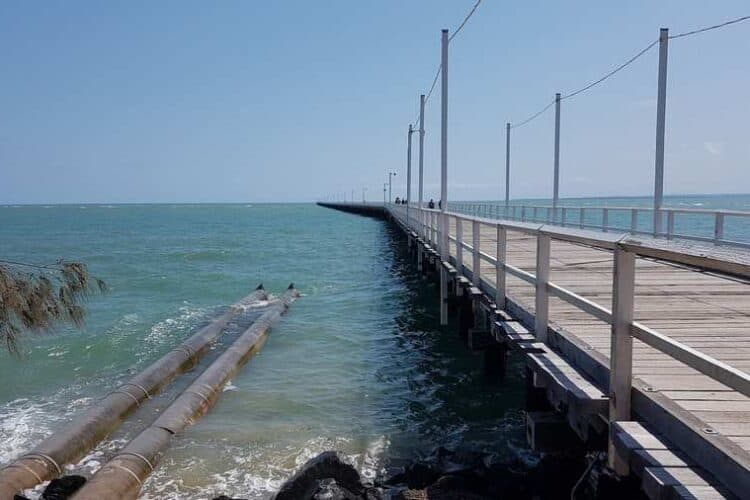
top-left (449, 202), bottom-right (750, 249)
top-left (389, 203), bottom-right (750, 470)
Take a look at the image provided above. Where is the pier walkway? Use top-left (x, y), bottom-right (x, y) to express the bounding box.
top-left (320, 201), bottom-right (750, 500)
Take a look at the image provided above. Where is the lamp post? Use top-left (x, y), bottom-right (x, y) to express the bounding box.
top-left (388, 171), bottom-right (397, 203)
top-left (383, 183), bottom-right (387, 206)
top-left (362, 187), bottom-right (367, 203)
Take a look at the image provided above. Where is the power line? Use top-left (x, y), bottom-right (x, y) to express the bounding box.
top-left (561, 38), bottom-right (658, 101)
top-left (510, 99), bottom-right (555, 130)
top-left (670, 14), bottom-right (750, 39)
top-left (424, 65), bottom-right (442, 104)
top-left (449, 0), bottom-right (482, 42)
top-left (408, 0), bottom-right (484, 125)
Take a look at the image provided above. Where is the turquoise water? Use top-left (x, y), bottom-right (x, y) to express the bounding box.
top-left (0, 204), bottom-right (527, 499)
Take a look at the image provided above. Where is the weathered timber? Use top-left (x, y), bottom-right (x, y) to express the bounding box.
top-left (0, 285), bottom-right (268, 499)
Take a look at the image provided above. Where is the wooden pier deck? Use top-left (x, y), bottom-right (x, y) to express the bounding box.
top-left (321, 202), bottom-right (750, 499)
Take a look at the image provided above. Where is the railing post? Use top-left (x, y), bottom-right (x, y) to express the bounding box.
top-left (653, 28), bottom-right (669, 236)
top-left (472, 219), bottom-right (481, 287)
top-left (535, 234), bottom-right (551, 343)
top-left (714, 213), bottom-right (725, 244)
top-left (608, 247), bottom-right (636, 475)
top-left (417, 209), bottom-right (424, 272)
top-left (603, 208), bottom-right (609, 233)
top-left (630, 209), bottom-right (638, 233)
top-left (667, 211), bottom-right (675, 240)
top-left (496, 225), bottom-right (507, 309)
top-left (580, 207), bottom-right (585, 229)
top-left (561, 207), bottom-right (567, 227)
top-left (456, 217), bottom-right (464, 271)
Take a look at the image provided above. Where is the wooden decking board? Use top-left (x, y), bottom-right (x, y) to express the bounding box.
top-left (393, 209), bottom-right (750, 497)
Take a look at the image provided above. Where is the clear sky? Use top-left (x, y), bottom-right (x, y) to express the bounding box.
top-left (1, 1), bottom-right (748, 204)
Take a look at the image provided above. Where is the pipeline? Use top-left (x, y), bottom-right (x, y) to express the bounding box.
top-left (72, 285), bottom-right (299, 500)
top-left (0, 284), bottom-right (267, 499)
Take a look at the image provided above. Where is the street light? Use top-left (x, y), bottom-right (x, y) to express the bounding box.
top-left (362, 187), bottom-right (367, 203)
top-left (388, 171), bottom-right (397, 203)
top-left (383, 183), bottom-right (387, 206)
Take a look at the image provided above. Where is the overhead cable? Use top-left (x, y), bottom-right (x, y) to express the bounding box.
top-left (669, 14), bottom-right (750, 39)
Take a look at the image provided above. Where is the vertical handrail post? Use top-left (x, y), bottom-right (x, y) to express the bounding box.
top-left (580, 207), bottom-right (585, 229)
top-left (667, 210), bottom-right (675, 240)
top-left (561, 207), bottom-right (567, 227)
top-left (472, 219), bottom-right (481, 287)
top-left (456, 217), bottom-right (464, 271)
top-left (496, 225), bottom-right (507, 309)
top-left (603, 208), bottom-right (609, 233)
top-left (631, 209), bottom-right (638, 233)
top-left (653, 28), bottom-right (669, 236)
top-left (608, 247), bottom-right (636, 475)
top-left (535, 234), bottom-right (551, 343)
top-left (553, 93), bottom-right (561, 220)
top-left (714, 213), bottom-right (725, 244)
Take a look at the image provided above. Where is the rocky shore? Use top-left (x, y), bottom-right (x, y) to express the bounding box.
top-left (266, 447), bottom-right (644, 500)
top-left (17, 447), bottom-right (644, 499)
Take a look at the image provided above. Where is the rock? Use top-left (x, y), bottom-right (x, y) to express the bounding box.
top-left (275, 451), bottom-right (365, 500)
top-left (312, 478), bottom-right (360, 500)
top-left (212, 496), bottom-right (248, 500)
top-left (14, 495), bottom-right (31, 500)
top-left (41, 475), bottom-right (87, 500)
top-left (385, 462), bottom-right (440, 489)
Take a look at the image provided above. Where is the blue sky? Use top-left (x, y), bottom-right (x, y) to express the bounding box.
top-left (1, 1), bottom-right (748, 203)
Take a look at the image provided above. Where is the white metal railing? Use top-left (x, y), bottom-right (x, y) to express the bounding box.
top-left (448, 202), bottom-right (750, 249)
top-left (389, 203), bottom-right (750, 472)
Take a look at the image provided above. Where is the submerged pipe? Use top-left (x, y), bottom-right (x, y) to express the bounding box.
top-left (0, 285), bottom-right (267, 498)
top-left (73, 285), bottom-right (300, 500)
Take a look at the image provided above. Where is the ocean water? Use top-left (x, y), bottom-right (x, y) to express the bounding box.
top-left (0, 203), bottom-right (528, 499)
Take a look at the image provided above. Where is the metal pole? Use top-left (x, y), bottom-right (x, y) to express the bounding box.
top-left (383, 183), bottom-right (387, 206)
top-left (439, 28), bottom-right (449, 326)
top-left (653, 28), bottom-right (669, 236)
top-left (388, 174), bottom-right (392, 203)
top-left (419, 94), bottom-right (425, 237)
top-left (407, 124), bottom-right (413, 225)
top-left (553, 93), bottom-right (561, 218)
top-left (505, 122), bottom-right (511, 209)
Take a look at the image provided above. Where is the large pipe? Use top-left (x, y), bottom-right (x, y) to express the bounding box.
top-left (0, 285), bottom-right (267, 498)
top-left (72, 285), bottom-right (300, 500)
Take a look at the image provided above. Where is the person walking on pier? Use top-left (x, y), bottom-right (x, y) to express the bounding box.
top-left (428, 199), bottom-right (435, 209)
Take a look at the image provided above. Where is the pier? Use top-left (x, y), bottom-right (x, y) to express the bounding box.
top-left (320, 201), bottom-right (750, 499)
